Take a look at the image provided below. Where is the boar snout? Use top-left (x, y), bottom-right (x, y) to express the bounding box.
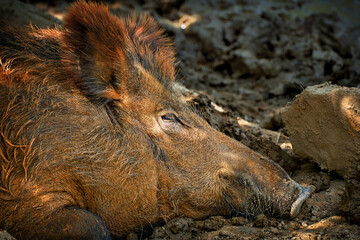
top-left (217, 139), bottom-right (312, 219)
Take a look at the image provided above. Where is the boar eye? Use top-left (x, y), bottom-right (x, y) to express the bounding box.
top-left (161, 113), bottom-right (179, 123)
top-left (157, 110), bottom-right (191, 131)
top-left (160, 113), bottom-right (189, 129)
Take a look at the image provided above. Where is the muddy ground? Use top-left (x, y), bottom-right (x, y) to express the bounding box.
top-left (1, 0), bottom-right (360, 239)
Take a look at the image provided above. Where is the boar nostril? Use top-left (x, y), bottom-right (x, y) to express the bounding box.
top-left (290, 184), bottom-right (315, 219)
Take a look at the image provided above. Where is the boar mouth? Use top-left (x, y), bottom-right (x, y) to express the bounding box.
top-left (225, 178), bottom-right (312, 219)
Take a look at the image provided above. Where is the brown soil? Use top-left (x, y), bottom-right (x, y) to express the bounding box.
top-left (1, 0), bottom-right (359, 239)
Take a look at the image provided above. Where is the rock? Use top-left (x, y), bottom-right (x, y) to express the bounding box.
top-left (168, 217), bottom-right (190, 234)
top-left (282, 83), bottom-right (360, 179)
top-left (294, 216), bottom-right (347, 239)
top-left (203, 216), bottom-right (226, 231)
top-left (217, 226), bottom-right (260, 238)
top-left (288, 221), bottom-right (300, 230)
top-left (0, 231), bottom-right (15, 240)
top-left (340, 179), bottom-right (360, 224)
top-left (149, 217), bottom-right (193, 240)
top-left (229, 216), bottom-right (247, 226)
top-left (253, 213), bottom-right (268, 228)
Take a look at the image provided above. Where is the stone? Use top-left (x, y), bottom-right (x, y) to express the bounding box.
top-left (253, 213), bottom-right (268, 228)
top-left (282, 83), bottom-right (360, 179)
top-left (0, 231), bottom-right (15, 240)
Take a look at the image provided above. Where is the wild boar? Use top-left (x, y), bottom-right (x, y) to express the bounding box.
top-left (0, 1), bottom-right (312, 239)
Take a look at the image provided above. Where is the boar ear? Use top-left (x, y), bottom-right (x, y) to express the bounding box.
top-left (62, 1), bottom-right (175, 101)
top-left (62, 1), bottom-right (125, 101)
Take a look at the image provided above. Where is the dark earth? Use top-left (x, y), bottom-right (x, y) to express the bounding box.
top-left (0, 0), bottom-right (359, 239)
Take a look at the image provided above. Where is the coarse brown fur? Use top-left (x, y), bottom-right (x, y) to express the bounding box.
top-left (0, 2), bottom-right (308, 239)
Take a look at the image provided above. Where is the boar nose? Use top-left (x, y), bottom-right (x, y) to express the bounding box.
top-left (218, 145), bottom-right (314, 219)
top-left (290, 183), bottom-right (314, 219)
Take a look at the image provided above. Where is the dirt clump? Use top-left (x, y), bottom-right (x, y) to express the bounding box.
top-left (282, 83), bottom-right (360, 179)
top-left (0, 231), bottom-right (15, 240)
top-left (340, 179), bottom-right (360, 225)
